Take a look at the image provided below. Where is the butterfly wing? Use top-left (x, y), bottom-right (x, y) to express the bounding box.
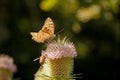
top-left (30, 17), bottom-right (55, 43)
top-left (30, 32), bottom-right (38, 41)
top-left (30, 31), bottom-right (51, 43)
top-left (41, 17), bottom-right (54, 35)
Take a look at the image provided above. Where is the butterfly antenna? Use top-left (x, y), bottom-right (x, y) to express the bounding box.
top-left (33, 57), bottom-right (40, 61)
top-left (55, 28), bottom-right (64, 35)
top-left (54, 28), bottom-right (64, 41)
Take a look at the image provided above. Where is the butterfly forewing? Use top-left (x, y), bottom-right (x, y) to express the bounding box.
top-left (41, 17), bottom-right (54, 35)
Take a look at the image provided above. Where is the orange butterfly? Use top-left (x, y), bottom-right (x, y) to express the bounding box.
top-left (30, 17), bottom-right (55, 43)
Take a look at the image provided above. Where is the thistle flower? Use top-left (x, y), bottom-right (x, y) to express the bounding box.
top-left (34, 37), bottom-right (77, 80)
top-left (43, 37), bottom-right (77, 59)
top-left (0, 54), bottom-right (17, 80)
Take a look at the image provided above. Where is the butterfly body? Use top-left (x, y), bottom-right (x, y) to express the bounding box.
top-left (30, 17), bottom-right (55, 43)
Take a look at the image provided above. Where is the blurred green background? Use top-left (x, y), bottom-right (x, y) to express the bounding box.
top-left (0, 0), bottom-right (120, 80)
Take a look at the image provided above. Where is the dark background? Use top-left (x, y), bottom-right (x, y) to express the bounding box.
top-left (0, 0), bottom-right (120, 80)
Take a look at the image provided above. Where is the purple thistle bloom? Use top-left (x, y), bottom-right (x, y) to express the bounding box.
top-left (0, 54), bottom-right (17, 73)
top-left (42, 38), bottom-right (77, 59)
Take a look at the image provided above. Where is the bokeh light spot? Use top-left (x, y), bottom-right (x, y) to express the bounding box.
top-left (72, 23), bottom-right (81, 33)
top-left (40, 0), bottom-right (58, 11)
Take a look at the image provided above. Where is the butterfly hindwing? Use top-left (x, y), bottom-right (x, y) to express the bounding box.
top-left (37, 30), bottom-right (52, 42)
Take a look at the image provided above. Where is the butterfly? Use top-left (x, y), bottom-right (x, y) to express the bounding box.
top-left (30, 17), bottom-right (55, 43)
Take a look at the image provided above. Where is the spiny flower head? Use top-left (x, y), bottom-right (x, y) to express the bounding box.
top-left (42, 36), bottom-right (77, 59)
top-left (0, 54), bottom-right (17, 73)
top-left (34, 36), bottom-right (77, 80)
